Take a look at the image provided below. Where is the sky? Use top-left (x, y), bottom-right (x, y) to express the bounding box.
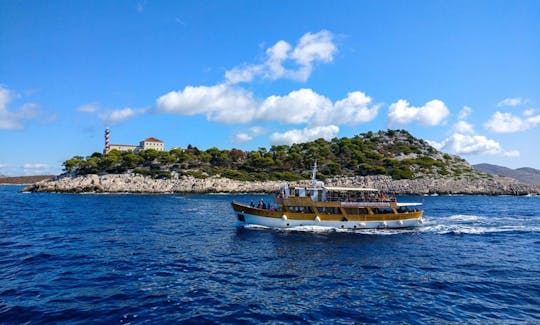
top-left (1, 0), bottom-right (540, 176)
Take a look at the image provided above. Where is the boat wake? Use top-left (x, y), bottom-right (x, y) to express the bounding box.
top-left (419, 214), bottom-right (540, 235)
top-left (240, 214), bottom-right (540, 235)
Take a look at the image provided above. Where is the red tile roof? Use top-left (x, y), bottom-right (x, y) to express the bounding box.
top-left (143, 137), bottom-right (163, 143)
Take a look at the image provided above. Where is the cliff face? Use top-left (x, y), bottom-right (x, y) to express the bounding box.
top-left (23, 173), bottom-right (540, 195)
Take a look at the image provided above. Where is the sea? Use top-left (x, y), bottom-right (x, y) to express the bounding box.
top-left (1, 185), bottom-right (539, 324)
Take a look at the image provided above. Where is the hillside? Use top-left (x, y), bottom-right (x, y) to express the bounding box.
top-left (0, 175), bottom-right (55, 185)
top-left (473, 164), bottom-right (540, 185)
top-left (62, 129), bottom-right (488, 182)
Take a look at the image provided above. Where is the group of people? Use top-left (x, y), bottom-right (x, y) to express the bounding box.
top-left (250, 199), bottom-right (273, 210)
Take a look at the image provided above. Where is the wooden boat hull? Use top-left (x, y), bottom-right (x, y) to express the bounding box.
top-left (231, 201), bottom-right (423, 229)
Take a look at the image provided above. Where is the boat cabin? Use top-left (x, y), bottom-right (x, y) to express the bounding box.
top-left (277, 184), bottom-right (396, 203)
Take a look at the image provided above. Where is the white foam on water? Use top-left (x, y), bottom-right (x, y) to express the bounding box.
top-left (419, 224), bottom-right (540, 235)
top-left (242, 224), bottom-right (418, 235)
top-left (447, 214), bottom-right (484, 222)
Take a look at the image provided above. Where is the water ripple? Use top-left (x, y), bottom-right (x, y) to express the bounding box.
top-left (1, 188), bottom-right (539, 323)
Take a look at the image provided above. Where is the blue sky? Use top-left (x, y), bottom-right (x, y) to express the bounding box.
top-left (1, 0), bottom-right (539, 176)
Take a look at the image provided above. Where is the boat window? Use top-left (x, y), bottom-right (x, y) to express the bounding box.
top-left (287, 206), bottom-right (314, 213)
top-left (310, 189), bottom-right (319, 202)
top-left (278, 185), bottom-right (290, 198)
top-left (295, 188), bottom-right (306, 197)
top-left (316, 207), bottom-right (341, 214)
top-left (375, 208), bottom-right (394, 214)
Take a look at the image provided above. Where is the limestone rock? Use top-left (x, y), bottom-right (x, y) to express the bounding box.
top-left (22, 173), bottom-right (540, 195)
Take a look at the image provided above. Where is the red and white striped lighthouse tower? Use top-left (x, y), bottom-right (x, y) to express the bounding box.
top-left (104, 128), bottom-right (110, 154)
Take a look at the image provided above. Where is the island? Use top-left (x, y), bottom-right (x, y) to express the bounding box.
top-left (22, 130), bottom-right (540, 195)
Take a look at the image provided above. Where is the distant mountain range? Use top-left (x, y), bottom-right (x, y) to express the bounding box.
top-left (473, 164), bottom-right (540, 185)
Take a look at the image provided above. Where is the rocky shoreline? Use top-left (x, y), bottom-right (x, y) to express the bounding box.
top-left (22, 173), bottom-right (540, 195)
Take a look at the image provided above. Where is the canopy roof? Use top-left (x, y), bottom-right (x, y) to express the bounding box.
top-left (323, 186), bottom-right (379, 192)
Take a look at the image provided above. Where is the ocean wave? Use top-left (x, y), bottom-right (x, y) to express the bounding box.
top-left (420, 224), bottom-right (540, 235)
top-left (447, 214), bottom-right (484, 222)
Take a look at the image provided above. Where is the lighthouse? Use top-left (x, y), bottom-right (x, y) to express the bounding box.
top-left (104, 128), bottom-right (110, 154)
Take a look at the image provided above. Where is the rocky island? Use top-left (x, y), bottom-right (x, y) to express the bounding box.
top-left (22, 130), bottom-right (540, 195)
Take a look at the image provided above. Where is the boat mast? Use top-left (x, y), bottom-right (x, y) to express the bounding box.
top-left (311, 160), bottom-right (317, 186)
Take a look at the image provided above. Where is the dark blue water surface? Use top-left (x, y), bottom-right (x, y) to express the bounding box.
top-left (1, 186), bottom-right (539, 324)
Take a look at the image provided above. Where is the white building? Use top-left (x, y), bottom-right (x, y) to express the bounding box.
top-left (104, 129), bottom-right (165, 153)
top-left (139, 137), bottom-right (165, 151)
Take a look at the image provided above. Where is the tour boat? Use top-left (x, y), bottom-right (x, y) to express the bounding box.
top-left (231, 163), bottom-right (423, 229)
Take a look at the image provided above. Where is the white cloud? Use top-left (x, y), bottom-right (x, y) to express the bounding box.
top-left (0, 86), bottom-right (11, 110)
top-left (484, 111), bottom-right (540, 133)
top-left (77, 103), bottom-right (99, 113)
top-left (265, 40), bottom-right (292, 80)
top-left (270, 125), bottom-right (339, 145)
top-left (156, 85), bottom-right (380, 127)
top-left (232, 132), bottom-right (252, 144)
top-left (249, 126), bottom-right (266, 136)
top-left (225, 30), bottom-right (337, 84)
top-left (425, 139), bottom-right (444, 151)
top-left (523, 109), bottom-right (536, 117)
top-left (458, 106), bottom-right (472, 120)
top-left (431, 120), bottom-right (519, 157)
top-left (232, 126), bottom-right (267, 144)
top-left (441, 133), bottom-right (502, 155)
top-left (0, 85), bottom-right (41, 130)
top-left (224, 65), bottom-right (263, 84)
top-left (503, 150), bottom-right (520, 157)
top-left (99, 107), bottom-right (146, 125)
top-left (453, 120), bottom-right (475, 135)
top-left (388, 99), bottom-right (449, 126)
top-left (258, 88), bottom-right (331, 124)
top-left (23, 163), bottom-right (50, 170)
top-left (156, 84), bottom-right (256, 124)
top-left (22, 163), bottom-right (53, 176)
top-left (328, 91), bottom-right (380, 125)
top-left (497, 97), bottom-right (523, 107)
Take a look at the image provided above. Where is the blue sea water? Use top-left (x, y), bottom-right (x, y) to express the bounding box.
top-left (1, 186), bottom-right (539, 324)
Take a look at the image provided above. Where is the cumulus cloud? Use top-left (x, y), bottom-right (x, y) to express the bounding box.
top-left (77, 103), bottom-right (99, 113)
top-left (328, 92), bottom-right (380, 125)
top-left (270, 125), bottom-right (339, 145)
top-left (458, 106), bottom-right (472, 120)
top-left (497, 97), bottom-right (524, 107)
top-left (156, 85), bottom-right (380, 126)
top-left (232, 126), bottom-right (268, 144)
top-left (388, 99), bottom-right (449, 126)
top-left (258, 88), bottom-right (332, 124)
top-left (232, 132), bottom-right (253, 144)
top-left (440, 134), bottom-right (502, 155)
top-left (0, 85), bottom-right (41, 130)
top-left (523, 109), bottom-right (535, 117)
top-left (225, 30), bottom-right (337, 84)
top-left (453, 120), bottom-right (475, 135)
top-left (99, 108), bottom-right (146, 125)
top-left (431, 119), bottom-right (520, 157)
top-left (156, 84), bottom-right (256, 123)
top-left (484, 111), bottom-right (540, 133)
